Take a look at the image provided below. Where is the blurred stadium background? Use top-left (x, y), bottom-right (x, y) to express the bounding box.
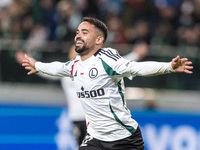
top-left (0, 0), bottom-right (200, 150)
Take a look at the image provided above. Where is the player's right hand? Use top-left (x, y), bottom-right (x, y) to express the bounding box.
top-left (22, 54), bottom-right (38, 75)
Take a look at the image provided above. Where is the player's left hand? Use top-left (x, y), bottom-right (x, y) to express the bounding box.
top-left (171, 56), bottom-right (193, 74)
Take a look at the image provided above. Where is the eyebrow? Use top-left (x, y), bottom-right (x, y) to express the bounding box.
top-left (76, 29), bottom-right (90, 33)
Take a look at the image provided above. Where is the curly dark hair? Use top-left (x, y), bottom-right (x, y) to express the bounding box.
top-left (82, 17), bottom-right (108, 43)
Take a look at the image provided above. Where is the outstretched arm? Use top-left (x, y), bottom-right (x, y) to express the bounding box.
top-left (22, 54), bottom-right (38, 75)
top-left (16, 51), bottom-right (60, 80)
top-left (171, 56), bottom-right (193, 74)
top-left (22, 53), bottom-right (72, 77)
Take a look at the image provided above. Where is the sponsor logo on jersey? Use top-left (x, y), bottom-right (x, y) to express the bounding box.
top-left (77, 87), bottom-right (105, 98)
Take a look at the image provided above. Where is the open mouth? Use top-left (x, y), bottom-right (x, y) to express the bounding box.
top-left (76, 40), bottom-right (84, 46)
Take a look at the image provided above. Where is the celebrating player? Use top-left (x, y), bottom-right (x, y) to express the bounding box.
top-left (22, 17), bottom-right (193, 150)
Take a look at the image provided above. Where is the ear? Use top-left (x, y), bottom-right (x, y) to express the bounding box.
top-left (96, 36), bottom-right (104, 45)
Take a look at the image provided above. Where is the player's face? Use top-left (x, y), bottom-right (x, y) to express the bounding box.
top-left (74, 22), bottom-right (98, 54)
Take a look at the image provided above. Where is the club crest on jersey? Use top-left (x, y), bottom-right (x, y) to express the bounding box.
top-left (89, 68), bottom-right (98, 78)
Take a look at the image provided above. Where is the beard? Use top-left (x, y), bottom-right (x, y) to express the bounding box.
top-left (75, 44), bottom-right (87, 54)
top-left (75, 38), bottom-right (89, 54)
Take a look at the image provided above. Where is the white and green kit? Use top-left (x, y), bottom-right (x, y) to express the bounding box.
top-left (35, 48), bottom-right (174, 141)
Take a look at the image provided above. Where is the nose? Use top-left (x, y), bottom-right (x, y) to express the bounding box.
top-left (75, 32), bottom-right (82, 40)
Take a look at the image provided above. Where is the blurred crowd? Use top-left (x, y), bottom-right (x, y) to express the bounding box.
top-left (0, 0), bottom-right (199, 90)
top-left (0, 0), bottom-right (200, 47)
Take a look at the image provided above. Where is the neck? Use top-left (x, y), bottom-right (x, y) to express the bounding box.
top-left (80, 46), bottom-right (102, 61)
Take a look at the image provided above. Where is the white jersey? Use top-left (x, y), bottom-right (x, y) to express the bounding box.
top-left (35, 47), bottom-right (174, 141)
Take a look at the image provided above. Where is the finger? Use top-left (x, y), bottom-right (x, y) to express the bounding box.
top-left (27, 71), bottom-right (33, 75)
top-left (22, 59), bottom-right (29, 63)
top-left (184, 70), bottom-right (193, 74)
top-left (173, 56), bottom-right (180, 62)
top-left (22, 63), bottom-right (30, 67)
top-left (185, 61), bottom-right (192, 65)
top-left (180, 58), bottom-right (188, 63)
top-left (24, 54), bottom-right (29, 59)
top-left (185, 66), bottom-right (193, 70)
top-left (24, 54), bottom-right (32, 62)
top-left (28, 70), bottom-right (37, 75)
top-left (25, 66), bottom-right (32, 70)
